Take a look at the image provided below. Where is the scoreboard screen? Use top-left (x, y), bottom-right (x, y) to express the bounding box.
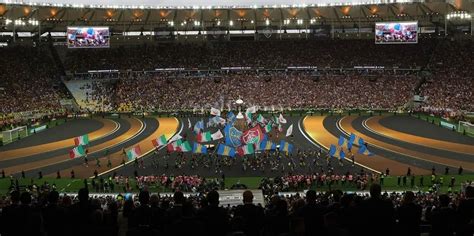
top-left (67, 27), bottom-right (110, 48)
top-left (375, 22), bottom-right (418, 44)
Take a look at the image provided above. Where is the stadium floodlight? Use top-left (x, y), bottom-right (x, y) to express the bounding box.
top-left (193, 20), bottom-right (200, 26)
top-left (217, 20), bottom-right (221, 26)
top-left (5, 18), bottom-right (12, 25)
top-left (28, 19), bottom-right (39, 25)
top-left (251, 20), bottom-right (254, 24)
top-left (229, 20), bottom-right (233, 26)
top-left (168, 21), bottom-right (174, 26)
top-left (265, 19), bottom-right (270, 25)
top-left (14, 19), bottom-right (25, 26)
top-left (297, 19), bottom-right (303, 25)
top-left (447, 11), bottom-right (471, 20)
top-left (310, 18), bottom-right (316, 24)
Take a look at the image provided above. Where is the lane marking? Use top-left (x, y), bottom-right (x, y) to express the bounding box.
top-left (97, 117), bottom-right (182, 177)
top-left (338, 117), bottom-right (460, 169)
top-left (299, 116), bottom-right (381, 174)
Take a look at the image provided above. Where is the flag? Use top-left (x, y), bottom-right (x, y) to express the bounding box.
top-left (237, 144), bottom-right (255, 156)
top-left (358, 137), bottom-right (365, 146)
top-left (329, 144), bottom-right (337, 157)
top-left (74, 134), bottom-right (89, 146)
top-left (278, 124), bottom-right (283, 133)
top-left (339, 150), bottom-right (346, 160)
top-left (196, 131), bottom-right (212, 143)
top-left (338, 136), bottom-right (346, 147)
top-left (256, 114), bottom-right (265, 123)
top-left (227, 111), bottom-right (236, 123)
top-left (152, 135), bottom-right (167, 147)
top-left (177, 141), bottom-right (192, 152)
top-left (358, 145), bottom-right (374, 156)
top-left (348, 133), bottom-right (356, 150)
top-left (209, 116), bottom-right (226, 127)
top-left (279, 140), bottom-right (293, 153)
top-left (224, 124), bottom-right (242, 147)
top-left (169, 133), bottom-right (182, 143)
top-left (194, 120), bottom-right (204, 134)
top-left (167, 140), bottom-right (182, 152)
top-left (210, 107), bottom-right (221, 116)
top-left (246, 106), bottom-right (257, 114)
top-left (241, 125), bottom-right (265, 145)
top-left (286, 124), bottom-right (293, 137)
top-left (127, 145), bottom-right (142, 160)
top-left (264, 122), bottom-right (272, 133)
top-left (193, 143), bottom-right (208, 154)
top-left (278, 114), bottom-right (287, 124)
top-left (188, 118), bottom-right (192, 129)
top-left (259, 140), bottom-right (276, 151)
top-left (217, 144), bottom-right (236, 157)
top-left (245, 112), bottom-right (252, 124)
top-left (211, 130), bottom-right (224, 140)
top-left (69, 145), bottom-right (85, 159)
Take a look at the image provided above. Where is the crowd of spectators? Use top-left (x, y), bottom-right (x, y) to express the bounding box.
top-left (2, 182), bottom-right (474, 236)
top-left (111, 70), bottom-right (419, 111)
top-left (64, 39), bottom-right (435, 71)
top-left (0, 46), bottom-right (66, 115)
top-left (418, 39), bottom-right (474, 114)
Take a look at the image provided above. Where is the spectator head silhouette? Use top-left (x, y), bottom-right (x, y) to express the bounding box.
top-left (243, 190), bottom-right (254, 204)
top-left (207, 190), bottom-right (220, 206)
top-left (465, 186), bottom-right (474, 198)
top-left (20, 192), bottom-right (31, 205)
top-left (306, 190), bottom-right (317, 203)
top-left (48, 190), bottom-right (59, 204)
top-left (369, 183), bottom-right (382, 199)
top-left (173, 191), bottom-right (185, 205)
top-left (150, 194), bottom-right (160, 206)
top-left (138, 190), bottom-right (150, 205)
top-left (10, 190), bottom-right (20, 204)
top-left (78, 188), bottom-right (89, 203)
top-left (438, 194), bottom-right (450, 207)
top-left (403, 191), bottom-right (415, 204)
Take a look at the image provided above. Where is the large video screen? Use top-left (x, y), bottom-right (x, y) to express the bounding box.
top-left (67, 27), bottom-right (110, 48)
top-left (375, 22), bottom-right (418, 44)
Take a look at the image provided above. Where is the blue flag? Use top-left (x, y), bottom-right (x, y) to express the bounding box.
top-left (329, 144), bottom-right (337, 157)
top-left (339, 150), bottom-right (345, 160)
top-left (227, 111), bottom-right (236, 123)
top-left (358, 144), bottom-right (374, 156)
top-left (358, 137), bottom-right (365, 146)
top-left (217, 144), bottom-right (236, 158)
top-left (279, 140), bottom-right (293, 153)
top-left (194, 120), bottom-right (204, 134)
top-left (338, 136), bottom-right (346, 146)
top-left (224, 124), bottom-right (242, 147)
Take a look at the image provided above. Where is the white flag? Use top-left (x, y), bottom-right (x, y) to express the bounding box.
top-left (279, 114), bottom-right (287, 124)
top-left (169, 133), bottom-right (182, 143)
top-left (246, 106), bottom-right (257, 114)
top-left (210, 107), bottom-right (221, 116)
top-left (188, 118), bottom-right (192, 129)
top-left (211, 130), bottom-right (224, 140)
top-left (286, 124), bottom-right (293, 137)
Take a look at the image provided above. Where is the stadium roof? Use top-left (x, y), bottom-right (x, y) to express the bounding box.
top-left (0, 0), bottom-right (471, 33)
top-left (0, 0), bottom-right (437, 9)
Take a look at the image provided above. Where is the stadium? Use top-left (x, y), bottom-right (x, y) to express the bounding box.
top-left (0, 0), bottom-right (473, 235)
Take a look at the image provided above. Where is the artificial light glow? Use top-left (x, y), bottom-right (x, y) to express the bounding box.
top-left (265, 19), bottom-right (270, 25)
top-left (229, 20), bottom-right (233, 26)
